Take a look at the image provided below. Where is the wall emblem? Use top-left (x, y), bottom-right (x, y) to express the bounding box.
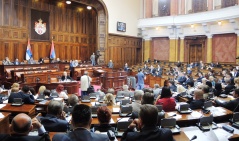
top-left (34, 19), bottom-right (46, 35)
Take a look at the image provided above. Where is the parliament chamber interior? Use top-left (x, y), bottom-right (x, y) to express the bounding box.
top-left (0, 0), bottom-right (239, 141)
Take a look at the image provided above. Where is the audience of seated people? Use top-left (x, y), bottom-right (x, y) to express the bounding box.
top-left (155, 87), bottom-right (176, 112)
top-left (187, 90), bottom-right (204, 110)
top-left (8, 85), bottom-right (35, 104)
top-left (0, 113), bottom-right (50, 141)
top-left (214, 89), bottom-right (239, 112)
top-left (64, 94), bottom-right (79, 114)
top-left (38, 100), bottom-right (69, 132)
top-left (53, 104), bottom-right (109, 141)
top-left (121, 104), bottom-right (174, 141)
top-left (103, 93), bottom-right (115, 106)
top-left (93, 106), bottom-right (115, 132)
top-left (55, 84), bottom-right (68, 99)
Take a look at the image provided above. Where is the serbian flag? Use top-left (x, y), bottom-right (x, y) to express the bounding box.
top-left (50, 40), bottom-right (56, 59)
top-left (26, 38), bottom-right (32, 60)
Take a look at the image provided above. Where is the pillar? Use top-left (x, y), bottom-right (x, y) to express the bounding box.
top-left (181, 0), bottom-right (185, 15)
top-left (169, 38), bottom-right (178, 62)
top-left (206, 35), bottom-right (212, 63)
top-left (143, 38), bottom-right (151, 62)
top-left (208, 0), bottom-right (213, 11)
top-left (170, 0), bottom-right (178, 15)
top-left (180, 38), bottom-right (185, 62)
top-left (237, 34), bottom-right (239, 64)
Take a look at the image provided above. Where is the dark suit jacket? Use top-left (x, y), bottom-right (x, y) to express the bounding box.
top-left (52, 128), bottom-right (109, 141)
top-left (8, 92), bottom-right (35, 104)
top-left (38, 114), bottom-right (69, 132)
top-left (0, 133), bottom-right (50, 141)
top-left (224, 84), bottom-right (235, 94)
top-left (61, 76), bottom-right (72, 81)
top-left (121, 126), bottom-right (174, 141)
top-left (177, 76), bottom-right (186, 84)
top-left (215, 98), bottom-right (239, 112)
top-left (189, 99), bottom-right (204, 110)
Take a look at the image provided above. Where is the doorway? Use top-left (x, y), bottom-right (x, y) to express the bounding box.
top-left (189, 44), bottom-right (203, 63)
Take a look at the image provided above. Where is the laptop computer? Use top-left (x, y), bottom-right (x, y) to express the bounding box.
top-left (203, 101), bottom-right (213, 110)
top-left (177, 104), bottom-right (192, 114)
top-left (119, 106), bottom-right (132, 117)
top-left (98, 95), bottom-right (104, 103)
top-left (161, 118), bottom-right (180, 134)
top-left (81, 95), bottom-right (91, 103)
top-left (11, 98), bottom-right (24, 106)
top-left (196, 115), bottom-right (218, 131)
top-left (156, 105), bottom-right (163, 112)
top-left (121, 99), bottom-right (130, 105)
top-left (90, 93), bottom-right (97, 99)
top-left (50, 92), bottom-right (59, 98)
top-left (36, 93), bottom-right (45, 101)
top-left (91, 106), bottom-right (99, 118)
top-left (115, 121), bottom-right (131, 137)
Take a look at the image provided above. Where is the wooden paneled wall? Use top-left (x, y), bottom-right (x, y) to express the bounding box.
top-left (107, 34), bottom-right (142, 69)
top-left (0, 0), bottom-right (97, 62)
top-left (212, 33), bottom-right (237, 63)
top-left (152, 37), bottom-right (170, 61)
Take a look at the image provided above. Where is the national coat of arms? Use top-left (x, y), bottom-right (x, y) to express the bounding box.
top-left (34, 19), bottom-right (46, 35)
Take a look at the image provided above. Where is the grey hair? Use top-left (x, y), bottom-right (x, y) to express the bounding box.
top-left (47, 100), bottom-right (64, 116)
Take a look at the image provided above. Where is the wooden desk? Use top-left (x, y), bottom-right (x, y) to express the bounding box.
top-left (0, 104), bottom-right (36, 118)
top-left (0, 112), bottom-right (10, 134)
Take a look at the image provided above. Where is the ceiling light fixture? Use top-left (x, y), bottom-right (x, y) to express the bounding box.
top-left (87, 6), bottom-right (92, 10)
top-left (66, 0), bottom-right (71, 4)
top-left (218, 21), bottom-right (222, 26)
top-left (190, 24), bottom-right (194, 28)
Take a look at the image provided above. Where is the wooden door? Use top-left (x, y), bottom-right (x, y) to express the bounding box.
top-left (80, 46), bottom-right (88, 62)
top-left (189, 44), bottom-right (202, 63)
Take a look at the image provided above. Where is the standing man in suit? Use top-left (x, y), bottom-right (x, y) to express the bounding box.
top-left (0, 113), bottom-right (50, 141)
top-left (124, 63), bottom-right (129, 72)
top-left (233, 68), bottom-right (239, 78)
top-left (121, 104), bottom-right (174, 141)
top-left (108, 60), bottom-right (114, 69)
top-left (38, 100), bottom-right (69, 132)
top-left (90, 53), bottom-right (96, 66)
top-left (136, 69), bottom-right (145, 90)
top-left (80, 71), bottom-right (92, 96)
top-left (53, 104), bottom-right (109, 141)
top-left (61, 71), bottom-right (72, 81)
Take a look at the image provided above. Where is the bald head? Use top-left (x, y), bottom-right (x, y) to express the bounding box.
top-left (11, 113), bottom-right (32, 135)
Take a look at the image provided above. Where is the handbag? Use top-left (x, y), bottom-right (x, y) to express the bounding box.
top-left (87, 76), bottom-right (94, 93)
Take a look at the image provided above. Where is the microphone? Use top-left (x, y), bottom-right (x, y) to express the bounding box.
top-left (190, 135), bottom-right (197, 141)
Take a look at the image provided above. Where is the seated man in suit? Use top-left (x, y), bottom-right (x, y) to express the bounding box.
top-left (177, 72), bottom-right (186, 84)
top-left (14, 58), bottom-right (20, 65)
top-left (2, 57), bottom-right (13, 65)
top-left (214, 89), bottom-right (239, 112)
top-left (28, 57), bottom-right (36, 64)
top-left (61, 71), bottom-right (73, 81)
top-left (187, 90), bottom-right (204, 110)
top-left (38, 100), bottom-right (69, 132)
top-left (121, 104), bottom-right (174, 141)
top-left (108, 60), bottom-right (114, 68)
top-left (53, 104), bottom-right (109, 141)
top-left (8, 85), bottom-right (35, 104)
top-left (0, 113), bottom-right (50, 141)
top-left (124, 63), bottom-right (129, 72)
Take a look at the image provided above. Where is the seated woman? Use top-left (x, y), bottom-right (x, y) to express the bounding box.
top-left (155, 87), bottom-right (176, 112)
top-left (56, 84), bottom-right (68, 99)
top-left (93, 106), bottom-right (115, 132)
top-left (8, 83), bottom-right (20, 96)
top-left (36, 85), bottom-right (46, 99)
top-left (103, 93), bottom-right (115, 106)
